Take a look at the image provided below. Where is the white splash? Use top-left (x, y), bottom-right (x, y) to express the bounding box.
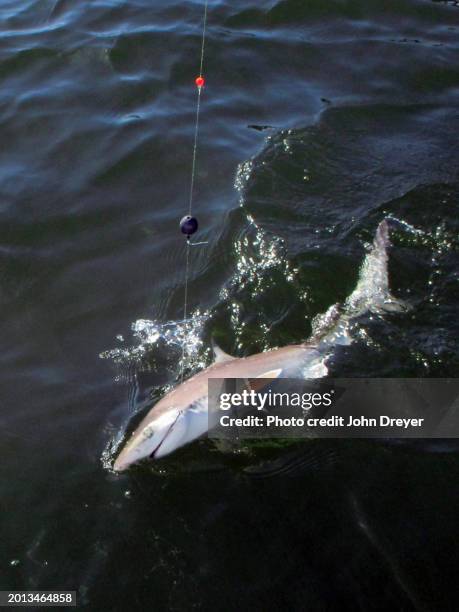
top-left (100, 309), bottom-right (211, 375)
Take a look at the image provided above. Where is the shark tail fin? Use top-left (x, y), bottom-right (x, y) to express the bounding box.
top-left (344, 219), bottom-right (408, 317)
top-left (311, 219), bottom-right (409, 348)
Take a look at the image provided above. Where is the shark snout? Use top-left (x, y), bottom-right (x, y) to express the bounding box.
top-left (113, 409), bottom-right (182, 471)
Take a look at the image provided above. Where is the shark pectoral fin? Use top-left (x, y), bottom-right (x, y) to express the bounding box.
top-left (244, 369), bottom-right (282, 393)
top-left (245, 377), bottom-right (266, 393)
top-left (258, 368), bottom-right (283, 379)
top-left (211, 338), bottom-right (236, 364)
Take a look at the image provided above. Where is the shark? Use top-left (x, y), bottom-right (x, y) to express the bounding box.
top-left (113, 219), bottom-right (406, 471)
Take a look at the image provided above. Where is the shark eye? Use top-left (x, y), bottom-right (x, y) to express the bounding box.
top-left (142, 428), bottom-right (154, 440)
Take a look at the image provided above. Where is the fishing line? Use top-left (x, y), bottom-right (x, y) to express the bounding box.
top-left (179, 0), bottom-right (209, 382)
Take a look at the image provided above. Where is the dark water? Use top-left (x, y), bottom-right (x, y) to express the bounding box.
top-left (1, 0), bottom-right (458, 609)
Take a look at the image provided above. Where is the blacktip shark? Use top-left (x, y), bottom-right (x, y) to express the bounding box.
top-left (114, 219), bottom-right (406, 471)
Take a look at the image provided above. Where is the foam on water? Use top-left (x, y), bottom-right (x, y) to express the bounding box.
top-left (100, 308), bottom-right (211, 375)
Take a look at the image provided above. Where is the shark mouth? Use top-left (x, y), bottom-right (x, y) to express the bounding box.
top-left (149, 410), bottom-right (182, 459)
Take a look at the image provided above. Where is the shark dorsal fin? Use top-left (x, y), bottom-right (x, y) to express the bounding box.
top-left (211, 339), bottom-right (235, 364)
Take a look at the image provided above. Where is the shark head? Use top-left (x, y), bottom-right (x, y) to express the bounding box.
top-left (113, 394), bottom-right (209, 471)
top-left (113, 343), bottom-right (234, 471)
